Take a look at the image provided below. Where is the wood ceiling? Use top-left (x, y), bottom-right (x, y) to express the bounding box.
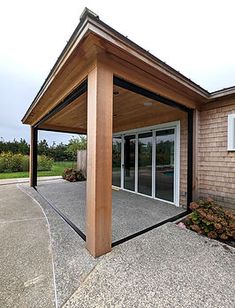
top-left (39, 85), bottom-right (185, 134)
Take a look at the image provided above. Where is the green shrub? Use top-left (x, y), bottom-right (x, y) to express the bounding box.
top-left (62, 168), bottom-right (86, 182)
top-left (22, 155), bottom-right (29, 171)
top-left (184, 198), bottom-right (235, 241)
top-left (37, 155), bottom-right (54, 171)
top-left (0, 152), bottom-right (28, 172)
top-left (0, 152), bottom-right (11, 172)
top-left (0, 152), bottom-right (53, 173)
top-left (11, 153), bottom-right (25, 172)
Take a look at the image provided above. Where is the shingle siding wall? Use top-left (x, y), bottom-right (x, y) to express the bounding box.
top-left (198, 103), bottom-right (235, 209)
top-left (179, 116), bottom-right (188, 207)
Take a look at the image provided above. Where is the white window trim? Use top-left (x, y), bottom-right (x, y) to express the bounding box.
top-left (228, 114), bottom-right (235, 151)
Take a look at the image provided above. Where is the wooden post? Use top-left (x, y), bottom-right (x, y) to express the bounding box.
top-left (86, 62), bottom-right (113, 257)
top-left (29, 126), bottom-right (38, 187)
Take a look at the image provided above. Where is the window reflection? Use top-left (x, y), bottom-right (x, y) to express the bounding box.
top-left (112, 136), bottom-right (122, 187)
top-left (155, 129), bottom-right (174, 202)
top-left (138, 132), bottom-right (152, 196)
top-left (124, 135), bottom-right (135, 191)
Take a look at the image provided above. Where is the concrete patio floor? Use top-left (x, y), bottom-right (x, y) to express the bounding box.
top-left (35, 180), bottom-right (186, 243)
top-left (1, 182), bottom-right (235, 307)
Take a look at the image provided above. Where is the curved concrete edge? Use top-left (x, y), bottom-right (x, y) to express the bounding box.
top-left (18, 184), bottom-right (58, 308)
top-left (0, 184), bottom-right (56, 307)
top-left (20, 184), bottom-right (100, 307)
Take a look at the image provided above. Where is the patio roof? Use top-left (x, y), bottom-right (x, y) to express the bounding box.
top-left (20, 9), bottom-right (206, 127)
top-left (22, 8), bottom-right (235, 128)
top-left (37, 82), bottom-right (187, 134)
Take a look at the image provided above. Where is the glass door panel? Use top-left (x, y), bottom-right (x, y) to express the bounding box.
top-left (138, 132), bottom-right (152, 196)
top-left (155, 129), bottom-right (174, 202)
top-left (112, 136), bottom-right (122, 187)
top-left (124, 135), bottom-right (135, 191)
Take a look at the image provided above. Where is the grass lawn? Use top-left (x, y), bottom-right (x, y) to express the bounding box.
top-left (0, 161), bottom-right (76, 179)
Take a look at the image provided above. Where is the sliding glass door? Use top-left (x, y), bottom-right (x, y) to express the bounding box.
top-left (112, 123), bottom-right (178, 205)
top-left (155, 129), bottom-right (175, 202)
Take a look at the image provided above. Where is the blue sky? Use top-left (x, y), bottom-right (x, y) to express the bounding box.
top-left (0, 0), bottom-right (235, 144)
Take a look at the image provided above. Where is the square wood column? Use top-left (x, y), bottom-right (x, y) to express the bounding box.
top-left (86, 63), bottom-right (113, 257)
top-left (29, 126), bottom-right (38, 187)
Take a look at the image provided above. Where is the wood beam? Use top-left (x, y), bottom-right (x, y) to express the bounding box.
top-left (38, 124), bottom-right (87, 135)
top-left (103, 53), bottom-right (201, 109)
top-left (86, 62), bottom-right (113, 257)
top-left (29, 126), bottom-right (38, 187)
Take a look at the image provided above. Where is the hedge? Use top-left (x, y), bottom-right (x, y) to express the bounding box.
top-left (0, 152), bottom-right (53, 172)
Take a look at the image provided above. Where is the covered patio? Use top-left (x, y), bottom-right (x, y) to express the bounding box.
top-left (22, 9), bottom-right (207, 256)
top-left (36, 180), bottom-right (186, 244)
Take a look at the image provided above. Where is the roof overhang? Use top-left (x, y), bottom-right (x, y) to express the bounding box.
top-left (22, 8), bottom-right (235, 125)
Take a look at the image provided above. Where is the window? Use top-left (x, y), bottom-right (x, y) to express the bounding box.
top-left (228, 114), bottom-right (235, 151)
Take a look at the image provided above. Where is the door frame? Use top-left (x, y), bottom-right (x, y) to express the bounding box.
top-left (113, 120), bottom-right (180, 207)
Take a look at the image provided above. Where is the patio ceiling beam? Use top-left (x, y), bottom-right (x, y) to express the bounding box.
top-left (113, 76), bottom-right (191, 113)
top-left (38, 126), bottom-right (87, 135)
top-left (33, 80), bottom-right (87, 128)
top-left (86, 61), bottom-right (113, 257)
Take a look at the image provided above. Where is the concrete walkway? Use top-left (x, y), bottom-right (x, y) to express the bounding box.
top-left (1, 183), bottom-right (235, 307)
top-left (0, 185), bottom-right (56, 307)
top-left (64, 223), bottom-right (235, 308)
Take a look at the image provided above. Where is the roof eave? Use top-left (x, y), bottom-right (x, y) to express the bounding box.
top-left (23, 8), bottom-right (235, 124)
top-left (22, 10), bottom-right (96, 124)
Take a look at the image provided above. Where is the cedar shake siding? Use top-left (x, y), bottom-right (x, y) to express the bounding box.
top-left (179, 115), bottom-right (188, 207)
top-left (198, 102), bottom-right (235, 209)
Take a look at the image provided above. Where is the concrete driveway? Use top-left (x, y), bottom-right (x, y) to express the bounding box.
top-left (0, 183), bottom-right (234, 307)
top-left (0, 184), bottom-right (55, 307)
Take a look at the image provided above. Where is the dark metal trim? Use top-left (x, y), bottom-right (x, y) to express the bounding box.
top-left (35, 187), bottom-right (86, 241)
top-left (187, 110), bottom-right (194, 208)
top-left (112, 210), bottom-right (188, 247)
top-left (113, 76), bottom-right (191, 113)
top-left (33, 80), bottom-right (87, 128)
top-left (31, 127), bottom-right (38, 187)
top-left (38, 128), bottom-right (86, 135)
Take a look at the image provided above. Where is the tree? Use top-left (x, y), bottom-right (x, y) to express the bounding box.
top-left (49, 142), bottom-right (72, 161)
top-left (18, 138), bottom-right (30, 155)
top-left (66, 136), bottom-right (87, 160)
top-left (38, 139), bottom-right (49, 156)
top-left (0, 138), bottom-right (29, 155)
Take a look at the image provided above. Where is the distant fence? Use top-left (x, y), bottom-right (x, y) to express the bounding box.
top-left (77, 150), bottom-right (87, 177)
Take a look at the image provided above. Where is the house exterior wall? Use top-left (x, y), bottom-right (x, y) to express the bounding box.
top-left (198, 102), bottom-right (235, 209)
top-left (179, 116), bottom-right (188, 207)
